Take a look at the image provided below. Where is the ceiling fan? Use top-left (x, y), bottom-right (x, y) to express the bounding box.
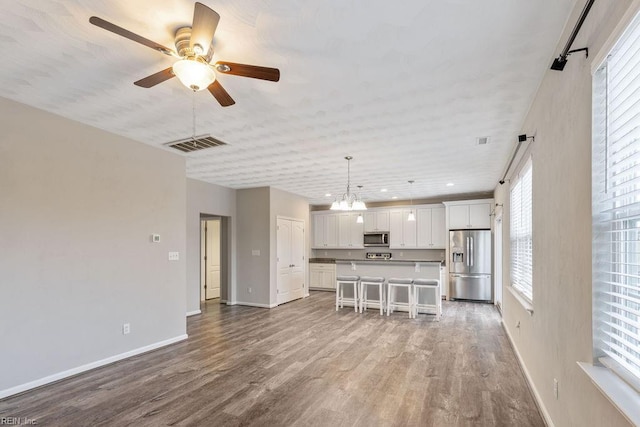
top-left (89, 2), bottom-right (280, 107)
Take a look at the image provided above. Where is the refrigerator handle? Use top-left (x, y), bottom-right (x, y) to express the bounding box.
top-left (466, 237), bottom-right (470, 266)
top-left (470, 236), bottom-right (474, 267)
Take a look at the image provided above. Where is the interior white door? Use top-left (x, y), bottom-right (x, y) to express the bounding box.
top-left (290, 220), bottom-right (305, 300)
top-left (277, 218), bottom-right (305, 304)
top-left (277, 218), bottom-right (292, 304)
top-left (205, 219), bottom-right (221, 299)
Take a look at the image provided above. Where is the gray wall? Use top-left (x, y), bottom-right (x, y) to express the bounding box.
top-left (0, 97), bottom-right (187, 394)
top-left (496, 0), bottom-right (633, 425)
top-left (236, 187), bottom-right (271, 306)
top-left (186, 178), bottom-right (236, 311)
top-left (269, 188), bottom-right (310, 304)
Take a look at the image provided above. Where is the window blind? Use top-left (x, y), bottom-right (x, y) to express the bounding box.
top-left (592, 10), bottom-right (640, 387)
top-left (510, 159), bottom-right (533, 301)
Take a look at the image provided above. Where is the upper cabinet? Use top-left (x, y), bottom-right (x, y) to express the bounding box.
top-left (312, 212), bottom-right (338, 248)
top-left (338, 212), bottom-right (364, 248)
top-left (444, 200), bottom-right (493, 229)
top-left (416, 206), bottom-right (446, 248)
top-left (389, 209), bottom-right (417, 248)
top-left (364, 210), bottom-right (390, 232)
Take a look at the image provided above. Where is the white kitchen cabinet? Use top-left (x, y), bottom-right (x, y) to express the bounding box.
top-left (389, 209), bottom-right (417, 248)
top-left (447, 202), bottom-right (492, 229)
top-left (364, 210), bottom-right (390, 232)
top-left (338, 213), bottom-right (364, 248)
top-left (416, 206), bottom-right (446, 248)
top-left (312, 212), bottom-right (338, 248)
top-left (309, 263), bottom-right (336, 290)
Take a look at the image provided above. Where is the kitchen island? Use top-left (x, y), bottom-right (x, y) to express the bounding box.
top-left (333, 259), bottom-right (444, 311)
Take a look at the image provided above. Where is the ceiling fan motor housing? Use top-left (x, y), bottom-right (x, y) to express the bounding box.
top-left (175, 26), bottom-right (205, 58)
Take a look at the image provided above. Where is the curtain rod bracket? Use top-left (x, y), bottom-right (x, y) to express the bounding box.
top-left (550, 0), bottom-right (595, 71)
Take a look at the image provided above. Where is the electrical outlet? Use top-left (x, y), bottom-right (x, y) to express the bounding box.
top-left (122, 323), bottom-right (130, 335)
top-left (400, 252), bottom-right (404, 257)
top-left (553, 378), bottom-right (558, 399)
top-left (248, 287), bottom-right (252, 294)
top-left (168, 251), bottom-right (179, 261)
top-left (516, 320), bottom-right (521, 329)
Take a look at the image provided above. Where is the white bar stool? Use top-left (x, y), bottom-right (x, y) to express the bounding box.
top-left (386, 278), bottom-right (414, 318)
top-left (359, 276), bottom-right (385, 315)
top-left (336, 275), bottom-right (359, 312)
top-left (412, 279), bottom-right (441, 321)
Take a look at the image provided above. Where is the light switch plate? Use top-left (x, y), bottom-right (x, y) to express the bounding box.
top-left (168, 251), bottom-right (179, 261)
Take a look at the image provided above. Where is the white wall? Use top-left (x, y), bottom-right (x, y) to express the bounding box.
top-left (0, 97), bottom-right (187, 395)
top-left (496, 0), bottom-right (633, 425)
top-left (186, 178), bottom-right (236, 311)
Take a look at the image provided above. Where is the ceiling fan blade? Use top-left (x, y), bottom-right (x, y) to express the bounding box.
top-left (134, 68), bottom-right (175, 88)
top-left (89, 16), bottom-right (176, 57)
top-left (214, 62), bottom-right (280, 82)
top-left (207, 80), bottom-right (235, 107)
top-left (190, 2), bottom-right (220, 62)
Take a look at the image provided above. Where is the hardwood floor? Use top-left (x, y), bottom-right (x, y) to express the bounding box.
top-left (0, 292), bottom-right (543, 426)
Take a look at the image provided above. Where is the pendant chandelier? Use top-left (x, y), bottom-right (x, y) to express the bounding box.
top-left (407, 180), bottom-right (416, 221)
top-left (330, 156), bottom-right (367, 211)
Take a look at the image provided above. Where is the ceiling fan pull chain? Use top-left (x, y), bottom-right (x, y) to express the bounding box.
top-left (192, 91), bottom-right (197, 147)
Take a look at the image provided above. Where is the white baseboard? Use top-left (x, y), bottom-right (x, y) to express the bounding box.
top-left (186, 309), bottom-right (202, 317)
top-left (0, 334), bottom-right (188, 400)
top-left (234, 301), bottom-right (277, 308)
top-left (501, 320), bottom-right (554, 427)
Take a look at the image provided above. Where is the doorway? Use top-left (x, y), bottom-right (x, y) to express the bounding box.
top-left (201, 218), bottom-right (221, 301)
top-left (494, 214), bottom-right (503, 312)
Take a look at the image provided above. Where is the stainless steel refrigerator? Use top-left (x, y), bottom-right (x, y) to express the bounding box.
top-left (449, 230), bottom-right (492, 302)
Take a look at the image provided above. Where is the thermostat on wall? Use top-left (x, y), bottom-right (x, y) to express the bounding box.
top-left (151, 234), bottom-right (161, 243)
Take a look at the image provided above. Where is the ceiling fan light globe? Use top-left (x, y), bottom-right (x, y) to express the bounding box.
top-left (172, 59), bottom-right (215, 91)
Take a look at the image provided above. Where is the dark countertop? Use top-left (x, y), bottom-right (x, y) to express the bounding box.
top-left (310, 258), bottom-right (444, 266)
top-left (309, 258), bottom-right (336, 263)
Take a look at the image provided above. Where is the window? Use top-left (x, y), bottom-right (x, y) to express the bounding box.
top-left (510, 159), bottom-right (533, 301)
top-left (592, 11), bottom-right (640, 390)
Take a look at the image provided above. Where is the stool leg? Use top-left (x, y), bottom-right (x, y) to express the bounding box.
top-left (379, 282), bottom-right (383, 315)
top-left (335, 282), bottom-right (339, 311)
top-left (353, 282), bottom-right (357, 312)
top-left (409, 286), bottom-right (414, 319)
top-left (386, 284), bottom-right (391, 316)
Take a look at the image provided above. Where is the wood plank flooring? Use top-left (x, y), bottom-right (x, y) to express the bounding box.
top-left (0, 292), bottom-right (544, 426)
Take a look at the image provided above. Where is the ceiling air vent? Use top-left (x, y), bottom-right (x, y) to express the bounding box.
top-left (165, 134), bottom-right (228, 153)
top-left (476, 136), bottom-right (490, 145)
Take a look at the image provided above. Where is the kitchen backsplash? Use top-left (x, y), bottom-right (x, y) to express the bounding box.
top-left (311, 248), bottom-right (445, 261)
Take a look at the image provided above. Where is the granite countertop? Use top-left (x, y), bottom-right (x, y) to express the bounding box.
top-left (309, 258), bottom-right (336, 263)
top-left (310, 258), bottom-right (444, 265)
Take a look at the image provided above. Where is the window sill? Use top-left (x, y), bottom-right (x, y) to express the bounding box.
top-left (578, 362), bottom-right (640, 426)
top-left (507, 286), bottom-right (533, 315)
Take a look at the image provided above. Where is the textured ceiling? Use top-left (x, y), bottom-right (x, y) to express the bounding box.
top-left (0, 0), bottom-right (576, 205)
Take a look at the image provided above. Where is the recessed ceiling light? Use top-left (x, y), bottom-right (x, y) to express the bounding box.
top-left (446, 183), bottom-right (455, 187)
top-left (391, 196), bottom-right (398, 199)
top-left (325, 193), bottom-right (332, 197)
top-left (380, 189), bottom-right (388, 192)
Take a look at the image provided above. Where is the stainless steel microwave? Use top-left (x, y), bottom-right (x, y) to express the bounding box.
top-left (363, 232), bottom-right (389, 247)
